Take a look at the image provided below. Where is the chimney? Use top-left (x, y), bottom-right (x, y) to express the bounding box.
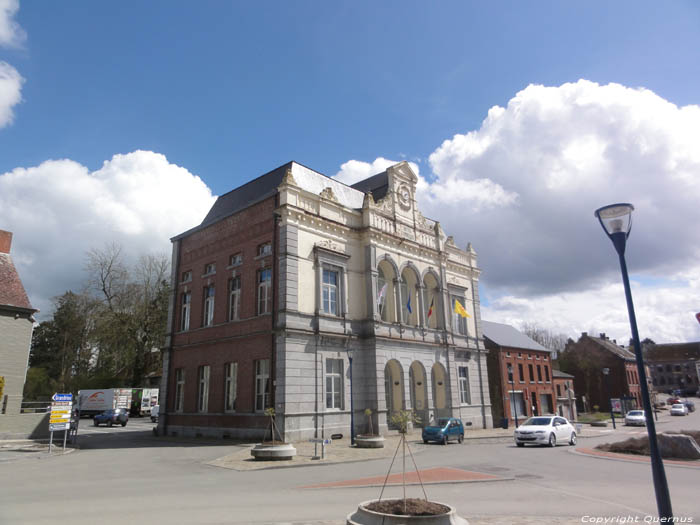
top-left (0, 230), bottom-right (12, 254)
top-left (582, 332), bottom-right (588, 337)
top-left (599, 333), bottom-right (606, 340)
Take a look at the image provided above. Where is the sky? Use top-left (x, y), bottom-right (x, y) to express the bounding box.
top-left (1, 1), bottom-right (699, 344)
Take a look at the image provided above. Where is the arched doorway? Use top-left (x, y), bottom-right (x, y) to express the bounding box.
top-left (384, 360), bottom-right (404, 429)
top-left (409, 361), bottom-right (429, 426)
top-left (431, 363), bottom-right (448, 421)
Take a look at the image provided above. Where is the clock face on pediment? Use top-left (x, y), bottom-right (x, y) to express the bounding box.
top-left (397, 183), bottom-right (411, 210)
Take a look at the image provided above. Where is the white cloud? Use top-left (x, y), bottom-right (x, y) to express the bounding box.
top-left (0, 61), bottom-right (23, 128)
top-left (0, 151), bottom-right (216, 318)
top-left (334, 157), bottom-right (421, 186)
top-left (340, 80), bottom-right (700, 343)
top-left (0, 0), bottom-right (25, 48)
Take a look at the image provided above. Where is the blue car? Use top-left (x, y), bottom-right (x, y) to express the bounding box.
top-left (422, 417), bottom-right (464, 445)
top-left (93, 408), bottom-right (129, 427)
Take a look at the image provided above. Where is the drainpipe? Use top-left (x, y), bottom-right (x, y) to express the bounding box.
top-left (271, 207), bottom-right (280, 434)
top-left (159, 238), bottom-right (180, 437)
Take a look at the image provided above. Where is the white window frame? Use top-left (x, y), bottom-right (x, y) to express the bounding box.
top-left (322, 268), bottom-right (339, 316)
top-left (458, 366), bottom-right (471, 404)
top-left (181, 270), bottom-right (192, 283)
top-left (180, 291), bottom-right (191, 331)
top-left (258, 242), bottom-right (272, 257)
top-left (228, 253), bottom-right (242, 267)
top-left (203, 263), bottom-right (216, 276)
top-left (224, 362), bottom-right (237, 412)
top-left (198, 365), bottom-right (210, 413)
top-left (255, 359), bottom-right (270, 412)
top-left (450, 292), bottom-right (468, 336)
top-left (203, 285), bottom-right (215, 326)
top-left (314, 245), bottom-right (349, 318)
top-left (229, 276), bottom-right (241, 321)
top-left (325, 358), bottom-right (343, 409)
top-left (175, 368), bottom-right (185, 412)
top-left (257, 268), bottom-right (272, 315)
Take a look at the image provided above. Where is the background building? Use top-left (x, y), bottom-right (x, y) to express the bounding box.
top-left (483, 320), bottom-right (555, 426)
top-left (552, 369), bottom-right (577, 421)
top-left (159, 161), bottom-right (492, 441)
top-left (644, 342), bottom-right (700, 396)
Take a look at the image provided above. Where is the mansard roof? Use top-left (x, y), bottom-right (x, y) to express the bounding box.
top-left (0, 252), bottom-right (36, 312)
top-left (482, 320), bottom-right (549, 352)
top-left (350, 171), bottom-right (389, 201)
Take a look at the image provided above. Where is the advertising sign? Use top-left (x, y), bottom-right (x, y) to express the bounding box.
top-left (611, 398), bottom-right (622, 413)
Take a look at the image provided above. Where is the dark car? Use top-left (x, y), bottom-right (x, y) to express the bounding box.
top-left (422, 417), bottom-right (464, 445)
top-left (684, 400), bottom-right (696, 413)
top-left (93, 408), bottom-right (129, 427)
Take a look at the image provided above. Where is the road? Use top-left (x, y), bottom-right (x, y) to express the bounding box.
top-left (0, 410), bottom-right (698, 524)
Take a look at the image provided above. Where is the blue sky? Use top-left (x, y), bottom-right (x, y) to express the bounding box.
top-left (2, 1), bottom-right (700, 342)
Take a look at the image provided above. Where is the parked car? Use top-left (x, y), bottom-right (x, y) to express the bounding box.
top-left (93, 408), bottom-right (129, 427)
top-left (624, 410), bottom-right (646, 426)
top-left (514, 415), bottom-right (576, 447)
top-left (667, 397), bottom-right (682, 406)
top-left (684, 400), bottom-right (695, 413)
top-left (422, 417), bottom-right (464, 445)
top-left (150, 405), bottom-right (160, 423)
top-left (670, 403), bottom-right (688, 416)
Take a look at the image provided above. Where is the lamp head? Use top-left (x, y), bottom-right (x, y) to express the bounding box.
top-left (594, 203), bottom-right (634, 255)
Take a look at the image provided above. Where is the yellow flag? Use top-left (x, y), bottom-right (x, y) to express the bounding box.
top-left (454, 299), bottom-right (470, 318)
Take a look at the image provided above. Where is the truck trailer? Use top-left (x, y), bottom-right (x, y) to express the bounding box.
top-left (77, 388), bottom-right (132, 417)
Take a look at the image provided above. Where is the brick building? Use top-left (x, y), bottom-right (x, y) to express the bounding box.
top-left (644, 342), bottom-right (700, 396)
top-left (483, 320), bottom-right (555, 426)
top-left (0, 230), bottom-right (38, 415)
top-left (159, 161), bottom-right (492, 441)
top-left (561, 333), bottom-right (646, 412)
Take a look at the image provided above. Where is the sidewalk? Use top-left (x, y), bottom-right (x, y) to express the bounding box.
top-left (208, 424), bottom-right (610, 472)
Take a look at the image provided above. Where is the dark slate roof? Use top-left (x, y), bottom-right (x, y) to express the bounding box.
top-left (0, 253), bottom-right (36, 312)
top-left (552, 369), bottom-right (574, 379)
top-left (350, 170), bottom-right (390, 201)
top-left (482, 320), bottom-right (550, 352)
top-left (589, 336), bottom-right (636, 361)
top-left (645, 342), bottom-right (700, 362)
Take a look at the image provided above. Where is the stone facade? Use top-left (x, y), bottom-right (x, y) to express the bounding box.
top-left (160, 161), bottom-right (492, 441)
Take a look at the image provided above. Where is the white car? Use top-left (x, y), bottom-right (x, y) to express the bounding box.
top-left (514, 415), bottom-right (577, 447)
top-left (150, 405), bottom-right (160, 423)
top-left (670, 403), bottom-right (688, 416)
top-left (624, 410), bottom-right (646, 426)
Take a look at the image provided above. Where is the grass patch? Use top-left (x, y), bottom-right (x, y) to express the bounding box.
top-left (577, 412), bottom-right (613, 423)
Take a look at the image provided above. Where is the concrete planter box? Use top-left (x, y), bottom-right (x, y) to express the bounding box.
top-left (355, 435), bottom-right (385, 448)
top-left (347, 500), bottom-right (468, 525)
top-left (250, 443), bottom-right (296, 461)
top-left (590, 421), bottom-right (608, 427)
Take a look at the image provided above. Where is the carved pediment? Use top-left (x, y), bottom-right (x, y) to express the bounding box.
top-left (319, 187), bottom-right (338, 202)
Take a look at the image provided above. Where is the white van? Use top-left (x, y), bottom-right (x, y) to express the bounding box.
top-left (150, 405), bottom-right (160, 423)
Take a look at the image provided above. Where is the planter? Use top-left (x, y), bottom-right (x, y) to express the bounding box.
top-left (355, 435), bottom-right (385, 449)
top-left (347, 499), bottom-right (468, 525)
top-left (250, 442), bottom-right (296, 461)
top-left (590, 421), bottom-right (608, 427)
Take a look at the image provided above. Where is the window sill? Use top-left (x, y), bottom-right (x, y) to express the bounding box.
top-left (201, 272), bottom-right (216, 278)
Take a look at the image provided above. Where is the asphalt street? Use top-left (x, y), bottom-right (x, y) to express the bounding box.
top-left (0, 411), bottom-right (698, 525)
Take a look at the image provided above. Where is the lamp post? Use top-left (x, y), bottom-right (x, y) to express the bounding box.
top-left (602, 368), bottom-right (616, 429)
top-left (507, 363), bottom-right (519, 428)
top-left (348, 348), bottom-right (355, 446)
top-left (594, 203), bottom-right (673, 519)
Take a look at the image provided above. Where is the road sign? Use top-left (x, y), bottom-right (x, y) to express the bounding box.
top-left (50, 422), bottom-right (70, 431)
top-left (309, 438), bottom-right (332, 445)
top-left (52, 393), bottom-right (73, 402)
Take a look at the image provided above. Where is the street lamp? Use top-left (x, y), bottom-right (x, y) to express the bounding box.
top-left (347, 347), bottom-right (355, 446)
top-left (595, 203), bottom-right (673, 519)
top-left (507, 363), bottom-right (519, 428)
top-left (601, 368), bottom-right (616, 429)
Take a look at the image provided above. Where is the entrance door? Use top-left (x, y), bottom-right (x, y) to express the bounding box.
top-left (384, 360), bottom-right (404, 429)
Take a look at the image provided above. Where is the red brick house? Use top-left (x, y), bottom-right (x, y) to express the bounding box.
top-left (483, 321), bottom-right (555, 426)
top-left (560, 333), bottom-right (645, 412)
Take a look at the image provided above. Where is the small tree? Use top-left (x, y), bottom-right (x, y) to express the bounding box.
top-left (364, 408), bottom-right (374, 436)
top-left (263, 408), bottom-right (284, 444)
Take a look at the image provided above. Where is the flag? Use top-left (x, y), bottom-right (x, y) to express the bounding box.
top-left (427, 297), bottom-right (435, 319)
top-left (454, 299), bottom-right (470, 318)
top-left (377, 283), bottom-right (387, 310)
top-left (406, 293), bottom-right (412, 314)
top-left (696, 312), bottom-right (700, 326)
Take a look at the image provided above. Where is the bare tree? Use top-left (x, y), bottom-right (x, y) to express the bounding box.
top-left (520, 322), bottom-right (570, 353)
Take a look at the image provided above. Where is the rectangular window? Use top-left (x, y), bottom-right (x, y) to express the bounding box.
top-left (544, 365), bottom-right (550, 382)
top-left (458, 366), bottom-right (471, 404)
top-left (203, 285), bottom-right (215, 326)
top-left (528, 364), bottom-right (534, 382)
top-left (197, 365), bottom-right (210, 413)
top-left (451, 295), bottom-right (467, 335)
top-left (224, 362), bottom-right (237, 412)
top-left (174, 368), bottom-right (185, 412)
top-left (556, 384), bottom-right (562, 397)
top-left (537, 365), bottom-right (542, 382)
top-left (228, 277), bottom-right (241, 321)
top-left (255, 359), bottom-right (271, 412)
top-left (325, 358), bottom-right (343, 409)
top-left (229, 253), bottom-right (242, 266)
top-left (322, 268), bottom-right (339, 315)
top-left (180, 292), bottom-right (191, 331)
top-left (257, 268), bottom-right (272, 315)
top-left (258, 242), bottom-right (272, 257)
top-left (518, 363), bottom-right (524, 383)
top-left (181, 270), bottom-right (192, 283)
top-left (204, 263), bottom-right (216, 275)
